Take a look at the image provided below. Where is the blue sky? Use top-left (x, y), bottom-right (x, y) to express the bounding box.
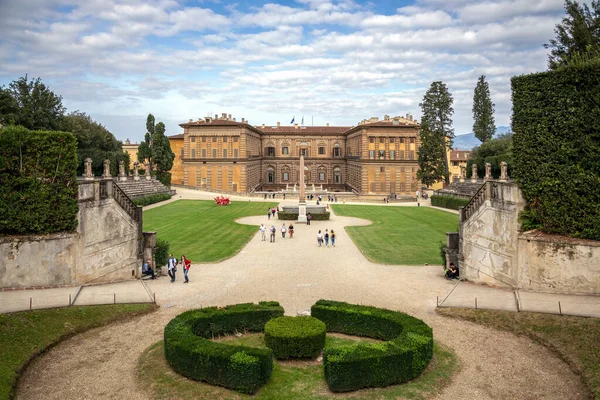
top-left (0, 0), bottom-right (574, 143)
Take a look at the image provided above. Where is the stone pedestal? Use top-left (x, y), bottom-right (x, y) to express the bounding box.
top-left (298, 202), bottom-right (307, 224)
top-left (133, 161), bottom-right (140, 181)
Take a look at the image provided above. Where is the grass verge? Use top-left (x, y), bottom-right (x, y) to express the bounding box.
top-left (437, 308), bottom-right (600, 399)
top-left (143, 200), bottom-right (277, 262)
top-left (330, 205), bottom-right (458, 265)
top-left (137, 334), bottom-right (458, 400)
top-left (0, 303), bottom-right (157, 400)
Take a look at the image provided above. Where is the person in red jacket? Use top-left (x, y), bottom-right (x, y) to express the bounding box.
top-left (181, 255), bottom-right (192, 283)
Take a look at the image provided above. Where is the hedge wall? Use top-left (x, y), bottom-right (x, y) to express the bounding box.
top-left (430, 195), bottom-right (469, 210)
top-left (164, 302), bottom-right (284, 394)
top-left (0, 126), bottom-right (78, 234)
top-left (264, 316), bottom-right (326, 359)
top-left (311, 300), bottom-right (433, 392)
top-left (512, 59), bottom-right (600, 240)
top-left (132, 193), bottom-right (172, 206)
top-left (278, 212), bottom-right (330, 220)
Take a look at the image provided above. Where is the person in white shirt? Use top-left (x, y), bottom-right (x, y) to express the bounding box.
top-left (317, 230), bottom-right (323, 247)
top-left (259, 223), bottom-right (266, 241)
top-left (167, 253), bottom-right (178, 283)
top-left (281, 223), bottom-right (287, 239)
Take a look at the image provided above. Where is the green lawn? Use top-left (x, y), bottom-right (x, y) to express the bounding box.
top-left (143, 200), bottom-right (277, 263)
top-left (138, 335), bottom-right (457, 400)
top-left (0, 304), bottom-right (156, 400)
top-left (331, 205), bottom-right (458, 265)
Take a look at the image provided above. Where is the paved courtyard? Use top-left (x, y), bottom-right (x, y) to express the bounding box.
top-left (11, 188), bottom-right (593, 399)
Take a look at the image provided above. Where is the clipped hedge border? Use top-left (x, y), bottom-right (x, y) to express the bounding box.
top-left (311, 299), bottom-right (433, 392)
top-left (278, 212), bottom-right (331, 220)
top-left (430, 195), bottom-right (469, 210)
top-left (164, 301), bottom-right (284, 394)
top-left (132, 192), bottom-right (173, 206)
top-left (264, 316), bottom-right (326, 359)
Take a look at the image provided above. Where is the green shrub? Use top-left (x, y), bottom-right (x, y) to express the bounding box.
top-left (264, 316), bottom-right (326, 359)
top-left (133, 193), bottom-right (172, 206)
top-left (431, 195), bottom-right (469, 210)
top-left (0, 126), bottom-right (78, 234)
top-left (311, 300), bottom-right (433, 392)
top-left (512, 59), bottom-right (600, 240)
top-left (439, 241), bottom-right (447, 267)
top-left (164, 302), bottom-right (284, 394)
top-left (154, 238), bottom-right (170, 268)
top-left (157, 171), bottom-right (171, 187)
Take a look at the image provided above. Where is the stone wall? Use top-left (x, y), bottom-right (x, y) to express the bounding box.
top-left (459, 181), bottom-right (600, 295)
top-left (0, 179), bottom-right (142, 289)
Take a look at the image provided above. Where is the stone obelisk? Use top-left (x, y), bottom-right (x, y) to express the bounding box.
top-left (298, 155), bottom-right (307, 223)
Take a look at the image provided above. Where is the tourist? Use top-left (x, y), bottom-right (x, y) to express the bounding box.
top-left (267, 208), bottom-right (271, 220)
top-left (324, 229), bottom-right (330, 247)
top-left (416, 190), bottom-right (420, 202)
top-left (259, 223), bottom-right (266, 241)
top-left (142, 259), bottom-right (156, 279)
top-left (264, 193), bottom-right (267, 199)
top-left (317, 230), bottom-right (323, 246)
top-left (283, 193), bottom-right (286, 200)
top-left (288, 223), bottom-right (294, 239)
top-left (181, 255), bottom-right (191, 283)
top-left (271, 208), bottom-right (276, 218)
top-left (270, 225), bottom-right (276, 242)
top-left (281, 223), bottom-right (287, 239)
top-left (330, 230), bottom-right (336, 247)
top-left (307, 213), bottom-right (312, 225)
top-left (168, 253), bottom-right (178, 283)
top-left (445, 263), bottom-right (459, 280)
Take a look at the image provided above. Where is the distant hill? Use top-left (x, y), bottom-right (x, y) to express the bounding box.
top-left (452, 126), bottom-right (511, 150)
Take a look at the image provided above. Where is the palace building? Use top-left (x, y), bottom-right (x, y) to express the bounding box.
top-left (168, 113), bottom-right (422, 196)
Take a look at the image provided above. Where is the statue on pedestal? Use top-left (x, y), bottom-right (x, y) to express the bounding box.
top-left (84, 158), bottom-right (93, 180)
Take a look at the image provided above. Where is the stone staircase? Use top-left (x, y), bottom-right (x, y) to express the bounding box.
top-left (115, 178), bottom-right (174, 199)
top-left (437, 180), bottom-right (485, 198)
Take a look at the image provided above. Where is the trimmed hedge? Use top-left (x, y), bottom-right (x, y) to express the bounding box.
top-left (164, 301), bottom-right (284, 394)
top-left (0, 125), bottom-right (78, 234)
top-left (512, 59), bottom-right (600, 240)
top-left (278, 212), bottom-right (330, 220)
top-left (264, 316), bottom-right (326, 359)
top-left (132, 192), bottom-right (172, 206)
top-left (311, 300), bottom-right (433, 392)
top-left (430, 195), bottom-right (469, 210)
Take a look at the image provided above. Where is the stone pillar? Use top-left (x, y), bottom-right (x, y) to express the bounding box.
top-left (119, 160), bottom-right (127, 181)
top-left (145, 163), bottom-right (151, 181)
top-left (484, 162), bottom-right (492, 181)
top-left (102, 159), bottom-right (111, 179)
top-left (84, 158), bottom-right (94, 180)
top-left (133, 161), bottom-right (140, 181)
top-left (141, 231), bottom-right (157, 278)
top-left (459, 165), bottom-right (466, 183)
top-left (499, 161), bottom-right (508, 182)
top-left (470, 164), bottom-right (478, 183)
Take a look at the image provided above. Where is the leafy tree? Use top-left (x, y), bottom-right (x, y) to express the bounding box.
top-left (466, 133), bottom-right (513, 179)
top-left (472, 75), bottom-right (496, 143)
top-left (417, 81), bottom-right (454, 186)
top-left (61, 111), bottom-right (130, 176)
top-left (3, 75), bottom-right (66, 130)
top-left (0, 87), bottom-right (18, 126)
top-left (138, 114), bottom-right (175, 186)
top-left (544, 0), bottom-right (600, 70)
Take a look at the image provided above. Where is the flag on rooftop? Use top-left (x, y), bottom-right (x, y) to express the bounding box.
top-left (290, 116), bottom-right (295, 124)
top-left (301, 116), bottom-right (304, 125)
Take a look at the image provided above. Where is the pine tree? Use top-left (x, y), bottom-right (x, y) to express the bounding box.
top-left (472, 75), bottom-right (496, 143)
top-left (417, 81), bottom-right (454, 186)
top-left (544, 0), bottom-right (600, 70)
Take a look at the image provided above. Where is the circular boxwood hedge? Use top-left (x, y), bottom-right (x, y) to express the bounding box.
top-left (264, 316), bottom-right (326, 359)
top-left (163, 301), bottom-right (284, 394)
top-left (310, 299), bottom-right (434, 392)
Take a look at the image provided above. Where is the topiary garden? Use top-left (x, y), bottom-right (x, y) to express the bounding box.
top-left (163, 300), bottom-right (434, 395)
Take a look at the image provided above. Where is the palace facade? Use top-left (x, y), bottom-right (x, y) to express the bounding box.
top-left (168, 113), bottom-right (422, 196)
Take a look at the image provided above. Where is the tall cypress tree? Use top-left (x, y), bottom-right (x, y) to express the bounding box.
top-left (472, 75), bottom-right (496, 143)
top-left (417, 81), bottom-right (454, 186)
top-left (137, 114), bottom-right (174, 185)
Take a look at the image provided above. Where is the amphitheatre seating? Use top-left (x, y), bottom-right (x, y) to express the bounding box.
top-left (437, 181), bottom-right (484, 198)
top-left (115, 178), bottom-right (174, 199)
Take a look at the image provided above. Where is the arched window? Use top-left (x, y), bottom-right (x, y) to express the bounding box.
top-left (267, 167), bottom-right (275, 183)
top-left (333, 142), bottom-right (341, 157)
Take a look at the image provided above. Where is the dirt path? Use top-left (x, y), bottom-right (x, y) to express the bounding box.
top-left (16, 199), bottom-right (588, 399)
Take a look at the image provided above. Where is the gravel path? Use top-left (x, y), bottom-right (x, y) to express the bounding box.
top-left (16, 191), bottom-right (588, 399)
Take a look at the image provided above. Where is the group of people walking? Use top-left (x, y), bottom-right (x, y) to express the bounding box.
top-left (260, 223), bottom-right (294, 242)
top-left (141, 253), bottom-right (192, 283)
top-left (316, 229), bottom-right (336, 247)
